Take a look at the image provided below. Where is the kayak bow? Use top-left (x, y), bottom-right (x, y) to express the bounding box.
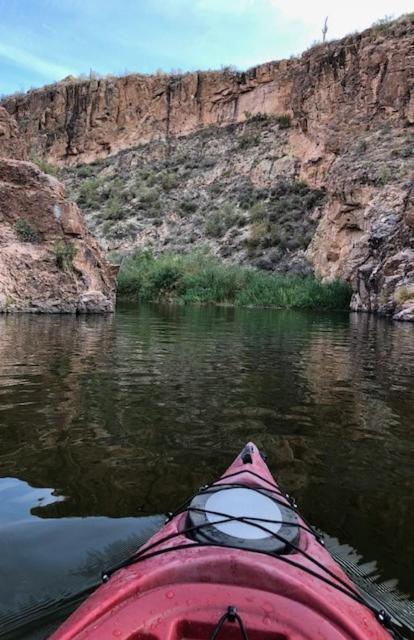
top-left (50, 443), bottom-right (396, 639)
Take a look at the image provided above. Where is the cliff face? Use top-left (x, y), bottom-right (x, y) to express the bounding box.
top-left (0, 106), bottom-right (27, 160)
top-left (2, 19), bottom-right (413, 166)
top-left (2, 16), bottom-right (414, 319)
top-left (0, 157), bottom-right (117, 313)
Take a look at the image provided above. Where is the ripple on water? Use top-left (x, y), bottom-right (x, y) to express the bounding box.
top-left (0, 306), bottom-right (413, 605)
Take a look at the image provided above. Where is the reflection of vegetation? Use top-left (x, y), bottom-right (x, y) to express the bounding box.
top-left (118, 251), bottom-right (352, 309)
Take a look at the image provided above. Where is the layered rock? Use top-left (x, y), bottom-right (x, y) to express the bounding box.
top-left (2, 19), bottom-right (413, 166)
top-left (0, 158), bottom-right (117, 312)
top-left (0, 106), bottom-right (26, 160)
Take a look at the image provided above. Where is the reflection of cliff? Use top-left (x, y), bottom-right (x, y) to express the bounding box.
top-left (299, 312), bottom-right (414, 596)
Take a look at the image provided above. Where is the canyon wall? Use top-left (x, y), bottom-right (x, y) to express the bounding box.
top-left (2, 16), bottom-right (414, 319)
top-left (0, 111), bottom-right (117, 313)
top-left (2, 19), bottom-right (413, 167)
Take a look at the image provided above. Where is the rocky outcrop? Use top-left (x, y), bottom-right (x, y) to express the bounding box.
top-left (0, 107), bottom-right (27, 160)
top-left (2, 15), bottom-right (414, 319)
top-left (0, 158), bottom-right (117, 312)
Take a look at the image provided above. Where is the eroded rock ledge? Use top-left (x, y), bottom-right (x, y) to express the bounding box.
top-left (0, 157), bottom-right (117, 313)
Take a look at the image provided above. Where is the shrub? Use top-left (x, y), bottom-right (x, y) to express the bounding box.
top-left (209, 182), bottom-right (223, 195)
top-left (377, 165), bottom-right (392, 185)
top-left (249, 202), bottom-right (267, 221)
top-left (117, 251), bottom-right (352, 309)
top-left (372, 15), bottom-right (394, 31)
top-left (138, 186), bottom-right (160, 205)
top-left (104, 194), bottom-right (124, 220)
top-left (205, 213), bottom-right (223, 238)
top-left (160, 172), bottom-right (178, 191)
top-left (30, 152), bottom-right (59, 176)
top-left (275, 114), bottom-right (292, 129)
top-left (14, 219), bottom-right (40, 243)
top-left (244, 112), bottom-right (269, 123)
top-left (77, 177), bottom-right (102, 208)
top-left (53, 241), bottom-right (77, 270)
top-left (246, 222), bottom-right (269, 248)
top-left (76, 165), bottom-right (96, 178)
top-left (238, 134), bottom-right (260, 150)
top-left (205, 205), bottom-right (244, 238)
top-left (355, 140), bottom-right (368, 153)
top-left (394, 287), bottom-right (414, 304)
top-left (180, 199), bottom-right (198, 215)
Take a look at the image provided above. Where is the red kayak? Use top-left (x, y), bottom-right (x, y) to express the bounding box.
top-left (50, 443), bottom-right (395, 639)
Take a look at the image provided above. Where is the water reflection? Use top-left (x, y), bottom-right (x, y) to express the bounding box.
top-left (0, 306), bottom-right (413, 600)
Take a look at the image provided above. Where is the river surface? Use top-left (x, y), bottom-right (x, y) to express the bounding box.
top-left (0, 304), bottom-right (413, 636)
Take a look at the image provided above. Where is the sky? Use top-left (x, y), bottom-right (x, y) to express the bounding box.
top-left (1, 0), bottom-right (412, 97)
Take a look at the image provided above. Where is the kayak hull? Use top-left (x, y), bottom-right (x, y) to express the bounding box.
top-left (50, 443), bottom-right (391, 640)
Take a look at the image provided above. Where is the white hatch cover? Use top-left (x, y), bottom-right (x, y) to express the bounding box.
top-left (187, 484), bottom-right (300, 554)
top-left (205, 488), bottom-right (283, 539)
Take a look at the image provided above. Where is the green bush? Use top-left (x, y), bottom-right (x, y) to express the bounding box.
top-left (30, 152), bottom-right (59, 176)
top-left (180, 199), bottom-right (198, 215)
top-left (205, 205), bottom-right (244, 238)
top-left (53, 241), bottom-right (77, 270)
top-left (117, 251), bottom-right (352, 310)
top-left (249, 202), bottom-right (267, 221)
top-left (76, 165), bottom-right (96, 178)
top-left (377, 165), bottom-right (393, 185)
top-left (104, 194), bottom-right (124, 220)
top-left (160, 172), bottom-right (178, 191)
top-left (275, 114), bottom-right (292, 129)
top-left (238, 134), bottom-right (260, 150)
top-left (76, 177), bottom-right (102, 208)
top-left (14, 219), bottom-right (40, 243)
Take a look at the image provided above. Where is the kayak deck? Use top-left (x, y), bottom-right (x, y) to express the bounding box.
top-left (50, 443), bottom-right (394, 640)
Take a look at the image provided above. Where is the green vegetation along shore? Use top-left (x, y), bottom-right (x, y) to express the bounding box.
top-left (117, 252), bottom-right (352, 310)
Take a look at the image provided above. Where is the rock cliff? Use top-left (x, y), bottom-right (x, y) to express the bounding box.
top-left (2, 15), bottom-right (414, 319)
top-left (0, 157), bottom-right (117, 313)
top-left (0, 106), bottom-right (27, 161)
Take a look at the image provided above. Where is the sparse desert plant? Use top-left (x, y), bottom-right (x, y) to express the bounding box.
top-left (76, 177), bottom-right (102, 208)
top-left (205, 205), bottom-right (244, 238)
top-left (356, 139), bottom-right (368, 153)
top-left (275, 114), bottom-right (292, 129)
top-left (160, 171), bottom-right (178, 191)
top-left (30, 152), bottom-right (59, 176)
top-left (238, 133), bottom-right (260, 150)
top-left (14, 219), bottom-right (40, 243)
top-left (76, 165), bottom-right (96, 178)
top-left (377, 165), bottom-right (392, 185)
top-left (245, 222), bottom-right (269, 249)
top-left (394, 286), bottom-right (414, 304)
top-left (104, 194), bottom-right (124, 220)
top-left (53, 241), bottom-right (77, 270)
top-left (180, 198), bottom-right (198, 215)
top-left (249, 202), bottom-right (267, 221)
top-left (372, 15), bottom-right (394, 31)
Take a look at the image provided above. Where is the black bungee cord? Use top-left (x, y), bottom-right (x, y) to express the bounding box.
top-left (209, 606), bottom-right (249, 640)
top-left (101, 469), bottom-right (404, 640)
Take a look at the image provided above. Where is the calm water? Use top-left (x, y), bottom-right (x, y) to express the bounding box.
top-left (1, 304), bottom-right (414, 634)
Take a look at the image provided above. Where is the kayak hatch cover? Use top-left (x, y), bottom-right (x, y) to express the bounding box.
top-left (49, 442), bottom-right (402, 640)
